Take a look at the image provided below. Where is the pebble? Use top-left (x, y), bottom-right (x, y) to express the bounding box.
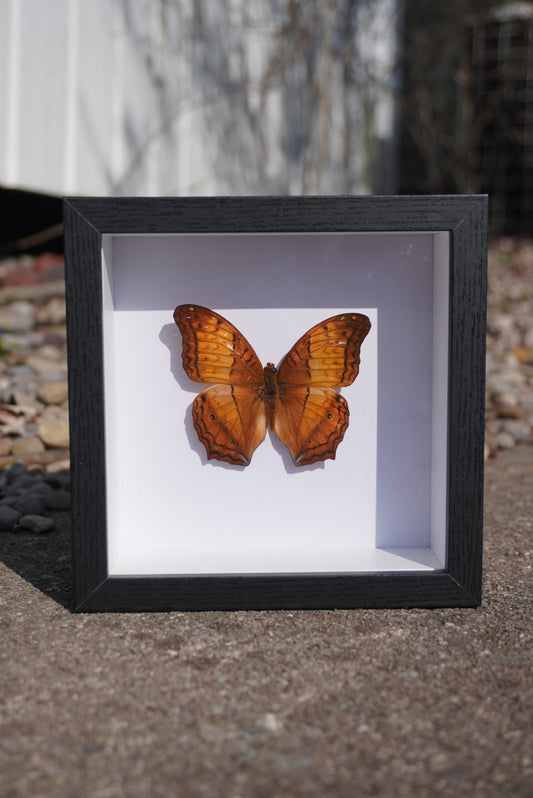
top-left (34, 296), bottom-right (66, 325)
top-left (11, 436), bottom-right (46, 459)
top-left (45, 457), bottom-right (71, 474)
top-left (37, 415), bottom-right (70, 449)
top-left (500, 419), bottom-right (531, 443)
top-left (22, 450), bottom-right (70, 471)
top-left (11, 492), bottom-right (47, 516)
top-left (0, 301), bottom-right (35, 332)
top-left (30, 481), bottom-right (55, 496)
top-left (26, 352), bottom-right (67, 376)
top-left (45, 489), bottom-right (71, 510)
top-left (495, 432), bottom-right (514, 449)
top-left (0, 505), bottom-right (22, 531)
top-left (17, 514), bottom-right (55, 534)
top-left (0, 461), bottom-right (71, 532)
top-left (43, 471), bottom-right (70, 490)
top-left (6, 472), bottom-right (40, 492)
top-left (12, 391), bottom-right (45, 413)
top-left (4, 461), bottom-right (27, 483)
top-left (37, 381), bottom-right (68, 404)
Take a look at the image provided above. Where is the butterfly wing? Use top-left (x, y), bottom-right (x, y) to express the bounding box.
top-left (174, 305), bottom-right (264, 385)
top-left (274, 386), bottom-right (349, 466)
top-left (274, 313), bottom-right (371, 465)
top-left (276, 312), bottom-right (371, 387)
top-left (174, 305), bottom-right (267, 465)
top-left (193, 384), bottom-right (267, 466)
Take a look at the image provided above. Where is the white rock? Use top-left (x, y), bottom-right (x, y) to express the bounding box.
top-left (500, 419), bottom-right (531, 443)
top-left (496, 432), bottom-right (515, 449)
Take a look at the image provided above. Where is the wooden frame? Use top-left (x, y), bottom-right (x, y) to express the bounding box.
top-left (64, 196), bottom-right (487, 611)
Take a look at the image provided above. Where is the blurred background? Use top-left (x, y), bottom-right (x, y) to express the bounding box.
top-left (0, 0), bottom-right (531, 472)
top-left (0, 0), bottom-right (531, 254)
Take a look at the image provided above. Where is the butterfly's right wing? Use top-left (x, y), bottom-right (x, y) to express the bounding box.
top-left (193, 384), bottom-right (267, 466)
top-left (174, 305), bottom-right (264, 386)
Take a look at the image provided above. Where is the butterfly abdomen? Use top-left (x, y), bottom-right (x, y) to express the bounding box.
top-left (262, 363), bottom-right (279, 431)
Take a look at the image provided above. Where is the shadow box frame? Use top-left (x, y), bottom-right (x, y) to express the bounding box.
top-left (63, 195), bottom-right (487, 612)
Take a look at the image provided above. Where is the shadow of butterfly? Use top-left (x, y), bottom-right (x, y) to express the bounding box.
top-left (174, 305), bottom-right (371, 467)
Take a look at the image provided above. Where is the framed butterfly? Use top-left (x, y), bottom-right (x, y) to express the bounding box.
top-left (174, 305), bottom-right (371, 467)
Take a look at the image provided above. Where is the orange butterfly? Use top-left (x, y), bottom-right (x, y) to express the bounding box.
top-left (174, 305), bottom-right (371, 467)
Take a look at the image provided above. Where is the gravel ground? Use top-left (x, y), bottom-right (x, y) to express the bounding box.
top-left (0, 445), bottom-right (531, 797)
top-left (0, 243), bottom-right (532, 796)
top-left (485, 239), bottom-right (533, 453)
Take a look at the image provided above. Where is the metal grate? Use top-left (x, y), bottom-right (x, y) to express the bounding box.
top-left (471, 7), bottom-right (533, 234)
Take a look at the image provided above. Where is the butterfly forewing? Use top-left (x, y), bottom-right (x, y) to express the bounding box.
top-left (276, 313), bottom-right (371, 387)
top-left (174, 305), bottom-right (264, 386)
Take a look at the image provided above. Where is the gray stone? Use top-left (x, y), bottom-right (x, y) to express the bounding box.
top-left (0, 495), bottom-right (20, 507)
top-left (37, 369), bottom-right (68, 382)
top-left (0, 301), bottom-right (35, 332)
top-left (4, 462), bottom-right (27, 484)
top-left (5, 472), bottom-right (38, 493)
top-left (521, 392), bottom-right (533, 411)
top-left (0, 505), bottom-right (22, 531)
top-left (500, 419), bottom-right (531, 443)
top-left (45, 489), bottom-right (71, 510)
top-left (44, 471), bottom-right (70, 490)
top-left (26, 352), bottom-right (67, 376)
top-left (17, 514), bottom-right (55, 534)
top-left (29, 481), bottom-right (55, 496)
top-left (496, 432), bottom-right (515, 449)
top-left (12, 492), bottom-right (47, 516)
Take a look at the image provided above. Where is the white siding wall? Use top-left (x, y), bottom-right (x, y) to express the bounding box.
top-left (0, 0), bottom-right (401, 197)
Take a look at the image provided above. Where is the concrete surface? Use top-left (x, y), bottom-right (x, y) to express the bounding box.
top-left (1, 445), bottom-right (532, 798)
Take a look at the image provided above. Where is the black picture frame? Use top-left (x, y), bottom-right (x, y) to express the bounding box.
top-left (64, 195), bottom-right (487, 612)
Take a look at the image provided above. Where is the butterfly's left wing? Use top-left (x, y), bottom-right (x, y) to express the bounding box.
top-left (276, 312), bottom-right (371, 388)
top-left (273, 386), bottom-right (349, 466)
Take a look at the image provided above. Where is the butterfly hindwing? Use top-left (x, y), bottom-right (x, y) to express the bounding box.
top-left (274, 386), bottom-right (349, 466)
top-left (174, 305), bottom-right (264, 386)
top-left (193, 384), bottom-right (268, 466)
top-left (276, 312), bottom-right (371, 388)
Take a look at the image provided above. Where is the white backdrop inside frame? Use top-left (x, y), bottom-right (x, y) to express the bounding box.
top-left (101, 231), bottom-right (448, 576)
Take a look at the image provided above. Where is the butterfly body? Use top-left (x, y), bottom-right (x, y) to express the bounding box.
top-left (174, 305), bottom-right (371, 467)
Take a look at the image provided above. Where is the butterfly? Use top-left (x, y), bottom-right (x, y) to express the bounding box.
top-left (174, 305), bottom-right (371, 467)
